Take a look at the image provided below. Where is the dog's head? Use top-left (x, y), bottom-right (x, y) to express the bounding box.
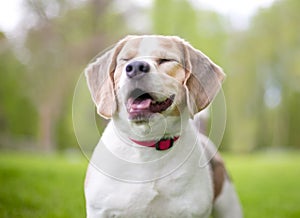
top-left (85, 35), bottom-right (224, 139)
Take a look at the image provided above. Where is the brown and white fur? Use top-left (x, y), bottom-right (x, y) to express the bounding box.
top-left (84, 35), bottom-right (242, 218)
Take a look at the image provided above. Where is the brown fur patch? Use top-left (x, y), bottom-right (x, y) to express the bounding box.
top-left (165, 64), bottom-right (185, 82)
top-left (210, 152), bottom-right (227, 201)
top-left (122, 49), bottom-right (138, 60)
top-left (169, 106), bottom-right (181, 117)
top-left (158, 38), bottom-right (176, 50)
top-left (118, 37), bottom-right (142, 60)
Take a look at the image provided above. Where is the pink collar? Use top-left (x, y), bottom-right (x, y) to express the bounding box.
top-left (130, 136), bottom-right (179, 150)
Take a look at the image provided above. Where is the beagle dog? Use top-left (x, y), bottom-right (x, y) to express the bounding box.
top-left (84, 35), bottom-right (242, 218)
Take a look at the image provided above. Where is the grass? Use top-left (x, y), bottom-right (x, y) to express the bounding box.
top-left (224, 152), bottom-right (300, 218)
top-left (0, 151), bottom-right (299, 218)
top-left (0, 152), bottom-right (88, 218)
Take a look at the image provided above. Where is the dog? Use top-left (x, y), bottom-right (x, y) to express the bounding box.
top-left (84, 35), bottom-right (242, 218)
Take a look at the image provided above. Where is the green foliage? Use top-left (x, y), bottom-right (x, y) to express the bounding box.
top-left (226, 0), bottom-right (300, 150)
top-left (0, 46), bottom-right (37, 137)
top-left (152, 0), bottom-right (228, 62)
top-left (55, 96), bottom-right (78, 150)
top-left (1, 0), bottom-right (300, 152)
top-left (16, 0), bottom-right (128, 151)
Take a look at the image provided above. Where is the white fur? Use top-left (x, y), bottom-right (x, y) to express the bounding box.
top-left (85, 119), bottom-right (214, 218)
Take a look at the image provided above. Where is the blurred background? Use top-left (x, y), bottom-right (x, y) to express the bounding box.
top-left (0, 0), bottom-right (299, 153)
top-left (0, 0), bottom-right (300, 217)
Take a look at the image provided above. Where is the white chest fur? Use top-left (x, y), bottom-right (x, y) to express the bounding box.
top-left (85, 122), bottom-right (214, 218)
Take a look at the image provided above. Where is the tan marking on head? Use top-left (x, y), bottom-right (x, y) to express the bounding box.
top-left (118, 37), bottom-right (142, 60)
top-left (152, 37), bottom-right (186, 83)
top-left (158, 37), bottom-right (176, 50)
top-left (165, 64), bottom-right (185, 82)
top-left (123, 49), bottom-right (138, 60)
top-left (156, 37), bottom-right (182, 59)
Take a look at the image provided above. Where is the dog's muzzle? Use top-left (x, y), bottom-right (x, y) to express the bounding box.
top-left (126, 89), bottom-right (175, 122)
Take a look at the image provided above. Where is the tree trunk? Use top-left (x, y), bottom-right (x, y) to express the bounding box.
top-left (37, 105), bottom-right (55, 152)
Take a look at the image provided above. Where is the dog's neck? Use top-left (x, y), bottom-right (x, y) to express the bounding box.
top-left (129, 136), bottom-right (179, 150)
top-left (112, 107), bottom-right (190, 141)
top-left (101, 119), bottom-right (199, 163)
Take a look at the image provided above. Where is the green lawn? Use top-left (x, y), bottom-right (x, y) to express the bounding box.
top-left (224, 152), bottom-right (300, 218)
top-left (0, 152), bottom-right (88, 218)
top-left (0, 151), bottom-right (299, 218)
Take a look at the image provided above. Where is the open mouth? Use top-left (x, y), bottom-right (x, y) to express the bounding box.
top-left (126, 89), bottom-right (175, 121)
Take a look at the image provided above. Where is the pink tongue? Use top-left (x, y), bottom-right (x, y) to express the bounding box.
top-left (128, 98), bottom-right (152, 111)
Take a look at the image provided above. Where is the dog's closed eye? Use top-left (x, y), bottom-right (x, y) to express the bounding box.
top-left (157, 58), bottom-right (171, 65)
top-left (157, 58), bottom-right (178, 65)
top-left (120, 58), bottom-right (131, 62)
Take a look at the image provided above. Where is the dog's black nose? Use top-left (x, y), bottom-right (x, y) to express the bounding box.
top-left (126, 61), bottom-right (150, 78)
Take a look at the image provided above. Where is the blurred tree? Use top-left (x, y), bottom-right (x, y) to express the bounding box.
top-left (152, 0), bottom-right (228, 62)
top-left (227, 0), bottom-right (300, 150)
top-left (3, 0), bottom-right (299, 153)
top-left (21, 0), bottom-right (128, 151)
top-left (0, 33), bottom-right (37, 147)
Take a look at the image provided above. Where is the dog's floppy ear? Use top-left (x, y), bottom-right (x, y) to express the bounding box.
top-left (85, 38), bottom-right (128, 119)
top-left (183, 42), bottom-right (225, 115)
